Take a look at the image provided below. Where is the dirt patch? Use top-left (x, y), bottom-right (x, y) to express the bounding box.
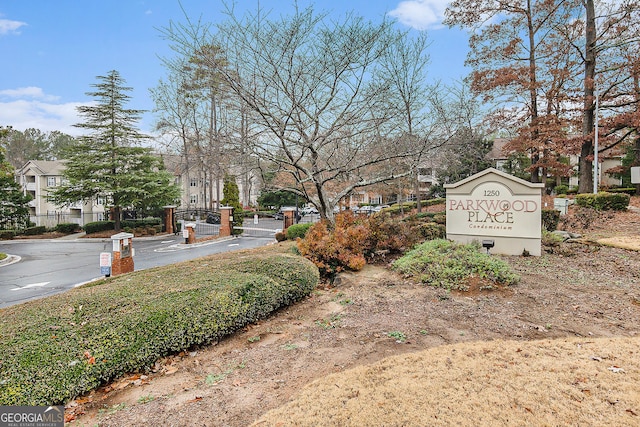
top-left (66, 203), bottom-right (640, 426)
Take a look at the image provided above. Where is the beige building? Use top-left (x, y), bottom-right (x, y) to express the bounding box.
top-left (157, 154), bottom-right (260, 211)
top-left (16, 160), bottom-right (107, 227)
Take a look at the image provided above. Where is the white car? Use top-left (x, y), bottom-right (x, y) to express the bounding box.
top-left (300, 206), bottom-right (319, 215)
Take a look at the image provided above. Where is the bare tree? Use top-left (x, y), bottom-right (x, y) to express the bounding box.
top-left (207, 4), bottom-right (439, 220)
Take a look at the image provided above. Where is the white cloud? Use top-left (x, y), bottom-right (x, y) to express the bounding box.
top-left (0, 99), bottom-right (88, 136)
top-left (0, 86), bottom-right (60, 102)
top-left (0, 18), bottom-right (27, 35)
top-left (388, 0), bottom-right (451, 30)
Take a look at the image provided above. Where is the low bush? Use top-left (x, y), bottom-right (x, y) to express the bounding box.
top-left (366, 214), bottom-right (420, 254)
top-left (575, 192), bottom-right (630, 211)
top-left (0, 230), bottom-right (16, 240)
top-left (392, 239), bottom-right (520, 291)
top-left (84, 221), bottom-right (115, 234)
top-left (607, 187), bottom-right (636, 195)
top-left (541, 209), bottom-right (561, 231)
top-left (0, 253), bottom-right (318, 406)
top-left (297, 212), bottom-right (426, 279)
top-left (554, 184), bottom-right (569, 195)
top-left (0, 253), bottom-right (7, 261)
top-left (418, 222), bottom-right (446, 240)
top-left (286, 223), bottom-right (313, 240)
top-left (55, 223), bottom-right (82, 234)
top-left (275, 231), bottom-right (286, 242)
top-left (297, 212), bottom-right (370, 278)
top-left (22, 226), bottom-right (47, 236)
top-left (121, 218), bottom-right (161, 229)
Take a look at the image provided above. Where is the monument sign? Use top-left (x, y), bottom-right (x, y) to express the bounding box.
top-left (444, 168), bottom-right (544, 256)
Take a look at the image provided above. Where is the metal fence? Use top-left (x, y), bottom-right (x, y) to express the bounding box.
top-left (27, 212), bottom-right (107, 228)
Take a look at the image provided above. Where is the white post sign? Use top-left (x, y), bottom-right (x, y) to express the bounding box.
top-left (100, 252), bottom-right (112, 276)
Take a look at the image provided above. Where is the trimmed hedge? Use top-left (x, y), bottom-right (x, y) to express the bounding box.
top-left (0, 230), bottom-right (16, 240)
top-left (84, 221), bottom-right (115, 234)
top-left (0, 253), bottom-right (319, 406)
top-left (286, 223), bottom-right (313, 240)
top-left (55, 223), bottom-right (82, 233)
top-left (575, 192), bottom-right (630, 211)
top-left (22, 226), bottom-right (47, 236)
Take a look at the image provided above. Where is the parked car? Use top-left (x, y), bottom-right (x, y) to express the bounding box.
top-left (300, 206), bottom-right (319, 215)
top-left (373, 204), bottom-right (390, 212)
top-left (273, 206), bottom-right (297, 220)
top-left (206, 212), bottom-right (221, 224)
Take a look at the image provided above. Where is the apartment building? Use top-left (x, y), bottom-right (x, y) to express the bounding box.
top-left (15, 160), bottom-right (106, 227)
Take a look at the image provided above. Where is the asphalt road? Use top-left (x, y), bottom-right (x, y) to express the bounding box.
top-left (0, 232), bottom-right (275, 309)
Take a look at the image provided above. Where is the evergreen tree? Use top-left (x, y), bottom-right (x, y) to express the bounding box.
top-left (49, 71), bottom-right (180, 230)
top-left (0, 127), bottom-right (32, 230)
top-left (221, 174), bottom-right (243, 234)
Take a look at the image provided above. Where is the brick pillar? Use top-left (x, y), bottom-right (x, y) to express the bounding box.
top-left (219, 207), bottom-right (233, 237)
top-left (283, 209), bottom-right (295, 231)
top-left (187, 224), bottom-right (196, 244)
top-left (111, 232), bottom-right (134, 276)
top-left (163, 206), bottom-right (176, 234)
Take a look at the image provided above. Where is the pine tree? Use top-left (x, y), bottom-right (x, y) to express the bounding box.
top-left (0, 127), bottom-right (32, 230)
top-left (221, 174), bottom-right (243, 234)
top-left (49, 71), bottom-right (180, 230)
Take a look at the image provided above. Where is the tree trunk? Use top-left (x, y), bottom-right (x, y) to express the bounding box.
top-left (579, 0), bottom-right (596, 193)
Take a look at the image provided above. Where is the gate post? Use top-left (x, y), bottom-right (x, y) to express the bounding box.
top-left (110, 232), bottom-right (134, 276)
top-left (163, 205), bottom-right (176, 234)
top-left (283, 208), bottom-right (296, 231)
top-left (220, 206), bottom-right (233, 237)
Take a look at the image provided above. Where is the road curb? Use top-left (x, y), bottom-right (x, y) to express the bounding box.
top-left (0, 254), bottom-right (21, 268)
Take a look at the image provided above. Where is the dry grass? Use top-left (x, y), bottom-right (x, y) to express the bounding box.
top-left (254, 336), bottom-right (640, 426)
top-left (597, 236), bottom-right (640, 251)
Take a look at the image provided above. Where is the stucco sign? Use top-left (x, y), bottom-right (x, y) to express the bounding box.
top-left (444, 168), bottom-right (544, 256)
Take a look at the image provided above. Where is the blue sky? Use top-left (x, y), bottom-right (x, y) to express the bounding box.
top-left (0, 0), bottom-right (470, 137)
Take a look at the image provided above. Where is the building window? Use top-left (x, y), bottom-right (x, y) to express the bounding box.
top-left (190, 178), bottom-right (198, 187)
top-left (47, 177), bottom-right (56, 187)
top-left (190, 194), bottom-right (198, 204)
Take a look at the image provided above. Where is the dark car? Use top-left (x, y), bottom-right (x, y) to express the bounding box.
top-left (206, 212), bottom-right (221, 224)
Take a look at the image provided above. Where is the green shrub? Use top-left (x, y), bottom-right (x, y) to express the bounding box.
top-left (0, 230), bottom-right (16, 240)
top-left (419, 222), bottom-right (446, 240)
top-left (432, 214), bottom-right (446, 225)
top-left (541, 209), bottom-right (561, 231)
top-left (286, 223), bottom-right (313, 240)
top-left (0, 253), bottom-right (318, 406)
top-left (542, 230), bottom-right (564, 248)
top-left (554, 184), bottom-right (569, 195)
top-left (22, 226), bottom-right (47, 236)
top-left (121, 218), bottom-right (161, 229)
top-left (607, 187), bottom-right (636, 195)
top-left (392, 239), bottom-right (520, 291)
top-left (575, 192), bottom-right (630, 211)
top-left (55, 223), bottom-right (82, 234)
top-left (0, 253), bottom-right (7, 261)
top-left (84, 221), bottom-right (115, 234)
